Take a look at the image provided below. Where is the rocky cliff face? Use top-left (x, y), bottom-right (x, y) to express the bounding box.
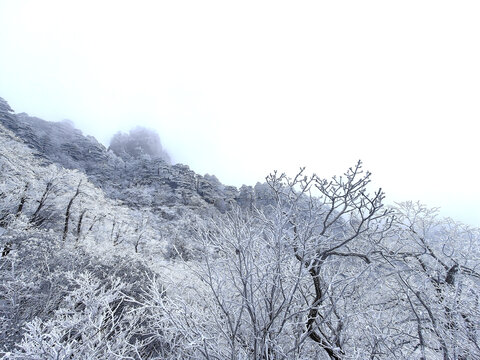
top-left (0, 97), bottom-right (13, 113)
top-left (0, 97), bottom-right (263, 215)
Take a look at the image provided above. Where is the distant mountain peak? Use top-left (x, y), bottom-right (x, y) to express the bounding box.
top-left (109, 126), bottom-right (171, 164)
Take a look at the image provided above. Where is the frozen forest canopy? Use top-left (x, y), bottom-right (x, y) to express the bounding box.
top-left (1, 96), bottom-right (480, 359)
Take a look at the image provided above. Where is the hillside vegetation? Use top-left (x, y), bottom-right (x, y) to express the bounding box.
top-left (1, 97), bottom-right (479, 359)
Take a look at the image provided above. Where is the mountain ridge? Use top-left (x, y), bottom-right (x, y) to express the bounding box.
top-left (0, 96), bottom-right (267, 216)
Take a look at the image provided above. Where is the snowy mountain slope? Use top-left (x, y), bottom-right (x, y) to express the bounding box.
top-left (1, 96), bottom-right (480, 359)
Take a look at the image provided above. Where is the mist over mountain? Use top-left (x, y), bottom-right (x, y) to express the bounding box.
top-left (1, 96), bottom-right (480, 359)
top-left (109, 127), bottom-right (172, 164)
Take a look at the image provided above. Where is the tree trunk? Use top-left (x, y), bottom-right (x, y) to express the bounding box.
top-left (16, 183), bottom-right (29, 217)
top-left (63, 181), bottom-right (82, 241)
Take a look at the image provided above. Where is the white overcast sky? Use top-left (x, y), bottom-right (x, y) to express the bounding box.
top-left (0, 1), bottom-right (479, 225)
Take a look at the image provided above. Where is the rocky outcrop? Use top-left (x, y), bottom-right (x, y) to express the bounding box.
top-left (0, 97), bottom-right (13, 113)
